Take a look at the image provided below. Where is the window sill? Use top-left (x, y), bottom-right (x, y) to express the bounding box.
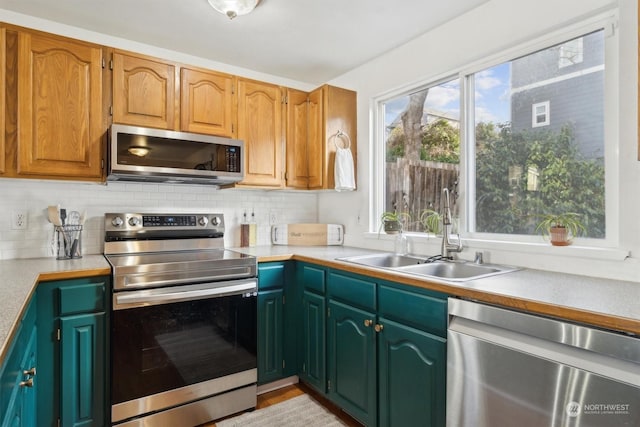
top-left (363, 232), bottom-right (629, 262)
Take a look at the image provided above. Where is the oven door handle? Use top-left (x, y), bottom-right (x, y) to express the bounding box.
top-left (113, 279), bottom-right (257, 310)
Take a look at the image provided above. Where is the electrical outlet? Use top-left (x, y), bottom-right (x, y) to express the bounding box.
top-left (12, 211), bottom-right (28, 230)
top-left (269, 210), bottom-right (278, 225)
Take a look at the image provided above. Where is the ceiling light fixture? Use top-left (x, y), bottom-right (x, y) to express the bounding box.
top-left (208, 0), bottom-right (261, 20)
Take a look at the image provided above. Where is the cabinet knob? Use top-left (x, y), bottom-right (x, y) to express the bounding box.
top-left (374, 324), bottom-right (384, 333)
top-left (23, 367), bottom-right (36, 377)
top-left (364, 319), bottom-right (373, 327)
top-left (19, 378), bottom-right (34, 388)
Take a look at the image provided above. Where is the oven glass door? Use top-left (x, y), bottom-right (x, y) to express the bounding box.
top-left (111, 292), bottom-right (256, 404)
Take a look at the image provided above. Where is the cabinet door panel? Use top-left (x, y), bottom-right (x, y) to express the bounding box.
top-left (378, 318), bottom-right (446, 427)
top-left (285, 88), bottom-right (309, 188)
top-left (60, 312), bottom-right (105, 427)
top-left (258, 289), bottom-right (283, 384)
top-left (327, 300), bottom-right (375, 427)
top-left (181, 68), bottom-right (235, 137)
top-left (237, 79), bottom-right (283, 187)
top-left (17, 31), bottom-right (103, 178)
top-left (301, 291), bottom-right (325, 392)
top-left (112, 52), bottom-right (176, 129)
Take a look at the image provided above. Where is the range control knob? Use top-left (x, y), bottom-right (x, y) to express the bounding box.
top-left (198, 216), bottom-right (209, 227)
top-left (210, 216), bottom-right (221, 226)
top-left (128, 216), bottom-right (141, 227)
top-left (111, 216), bottom-right (124, 227)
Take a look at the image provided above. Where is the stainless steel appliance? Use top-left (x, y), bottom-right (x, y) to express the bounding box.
top-left (447, 298), bottom-right (640, 427)
top-left (108, 124), bottom-right (244, 185)
top-left (104, 213), bottom-right (258, 427)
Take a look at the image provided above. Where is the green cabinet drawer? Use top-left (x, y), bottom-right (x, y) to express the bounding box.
top-left (301, 264), bottom-right (326, 294)
top-left (378, 284), bottom-right (447, 337)
top-left (58, 281), bottom-right (106, 316)
top-left (258, 263), bottom-right (286, 290)
top-left (327, 271), bottom-right (376, 311)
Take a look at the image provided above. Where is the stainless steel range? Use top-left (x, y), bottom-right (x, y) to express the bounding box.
top-left (104, 212), bottom-right (258, 427)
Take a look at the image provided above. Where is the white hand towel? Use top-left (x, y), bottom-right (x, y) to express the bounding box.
top-left (334, 146), bottom-right (355, 191)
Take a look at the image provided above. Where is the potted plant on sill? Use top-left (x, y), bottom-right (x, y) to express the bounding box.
top-left (379, 211), bottom-right (410, 235)
top-left (419, 209), bottom-right (442, 235)
top-left (535, 212), bottom-right (586, 246)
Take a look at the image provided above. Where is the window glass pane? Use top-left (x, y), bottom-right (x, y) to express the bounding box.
top-left (383, 79), bottom-right (460, 233)
top-left (474, 30), bottom-right (605, 238)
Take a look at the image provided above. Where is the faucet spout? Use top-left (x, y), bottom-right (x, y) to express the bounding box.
top-left (441, 188), bottom-right (463, 259)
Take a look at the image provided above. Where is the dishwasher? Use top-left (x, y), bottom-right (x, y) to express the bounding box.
top-left (447, 298), bottom-right (640, 427)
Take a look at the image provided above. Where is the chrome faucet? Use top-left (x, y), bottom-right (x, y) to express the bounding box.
top-left (441, 188), bottom-right (463, 259)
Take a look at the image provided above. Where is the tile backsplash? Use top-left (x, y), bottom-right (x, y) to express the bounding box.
top-left (0, 179), bottom-right (318, 259)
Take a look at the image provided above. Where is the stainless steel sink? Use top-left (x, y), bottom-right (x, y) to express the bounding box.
top-left (394, 261), bottom-right (517, 281)
top-left (337, 252), bottom-right (518, 281)
top-left (336, 253), bottom-right (427, 268)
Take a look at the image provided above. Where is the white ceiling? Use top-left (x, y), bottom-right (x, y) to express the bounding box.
top-left (0, 0), bottom-right (489, 85)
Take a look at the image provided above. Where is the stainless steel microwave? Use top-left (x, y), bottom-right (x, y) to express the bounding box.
top-left (107, 124), bottom-right (244, 185)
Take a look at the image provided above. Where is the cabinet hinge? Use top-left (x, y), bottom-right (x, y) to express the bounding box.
top-left (282, 295), bottom-right (286, 305)
top-left (231, 124), bottom-right (234, 134)
top-left (102, 58), bottom-right (106, 69)
top-left (283, 95), bottom-right (288, 105)
top-left (327, 307), bottom-right (331, 317)
top-left (327, 380), bottom-right (331, 391)
top-left (302, 362), bottom-right (306, 373)
top-left (109, 59), bottom-right (113, 70)
top-left (110, 105), bottom-right (113, 116)
top-left (282, 360), bottom-right (285, 369)
top-left (101, 159), bottom-right (105, 170)
top-left (56, 328), bottom-right (61, 341)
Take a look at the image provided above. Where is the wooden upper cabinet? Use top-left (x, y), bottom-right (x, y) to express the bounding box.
top-left (0, 26), bottom-right (6, 175)
top-left (285, 88), bottom-right (310, 188)
top-left (284, 85), bottom-right (356, 190)
top-left (237, 78), bottom-right (284, 187)
top-left (16, 30), bottom-right (104, 179)
top-left (112, 51), bottom-right (177, 130)
top-left (181, 67), bottom-right (235, 137)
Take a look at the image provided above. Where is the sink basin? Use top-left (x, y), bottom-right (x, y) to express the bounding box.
top-left (395, 261), bottom-right (517, 281)
top-left (337, 252), bottom-right (518, 281)
top-left (336, 253), bottom-right (426, 268)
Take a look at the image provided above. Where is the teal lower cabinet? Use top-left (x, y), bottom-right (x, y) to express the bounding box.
top-left (377, 317), bottom-right (446, 427)
top-left (37, 276), bottom-right (109, 427)
top-left (327, 299), bottom-right (376, 427)
top-left (0, 297), bottom-right (37, 427)
top-left (298, 263), bottom-right (327, 393)
top-left (302, 266), bottom-right (448, 427)
top-left (257, 262), bottom-right (297, 385)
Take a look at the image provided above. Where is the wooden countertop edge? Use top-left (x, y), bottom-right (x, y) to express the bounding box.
top-left (288, 254), bottom-right (640, 336)
top-left (37, 267), bottom-right (112, 282)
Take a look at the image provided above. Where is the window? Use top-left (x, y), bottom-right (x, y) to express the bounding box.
top-left (471, 29), bottom-right (605, 239)
top-left (382, 79), bottom-right (460, 233)
top-left (376, 25), bottom-right (612, 244)
top-left (531, 101), bottom-right (550, 127)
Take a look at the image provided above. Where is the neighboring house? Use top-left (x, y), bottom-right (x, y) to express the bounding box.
top-left (385, 107), bottom-right (460, 139)
top-left (510, 31), bottom-right (604, 159)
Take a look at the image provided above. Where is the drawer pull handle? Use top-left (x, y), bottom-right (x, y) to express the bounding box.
top-left (23, 367), bottom-right (36, 377)
top-left (364, 319), bottom-right (373, 327)
top-left (374, 324), bottom-right (384, 333)
top-left (20, 378), bottom-right (34, 388)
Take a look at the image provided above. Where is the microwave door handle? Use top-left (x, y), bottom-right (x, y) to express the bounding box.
top-left (113, 279), bottom-right (257, 310)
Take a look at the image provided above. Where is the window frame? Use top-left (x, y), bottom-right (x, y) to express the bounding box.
top-left (372, 12), bottom-right (620, 252)
top-left (531, 101), bottom-right (550, 127)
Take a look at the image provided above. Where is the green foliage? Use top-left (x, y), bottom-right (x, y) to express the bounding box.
top-left (385, 119), bottom-right (459, 164)
top-left (419, 209), bottom-right (442, 234)
top-left (379, 211), bottom-right (411, 234)
top-left (475, 123), bottom-right (604, 238)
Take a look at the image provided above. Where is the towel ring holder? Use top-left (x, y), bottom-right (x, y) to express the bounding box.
top-left (332, 130), bottom-right (351, 150)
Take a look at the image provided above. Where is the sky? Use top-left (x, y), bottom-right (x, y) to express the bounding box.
top-left (384, 62), bottom-right (511, 127)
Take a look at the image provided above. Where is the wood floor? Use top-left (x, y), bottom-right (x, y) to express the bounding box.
top-left (207, 382), bottom-right (362, 426)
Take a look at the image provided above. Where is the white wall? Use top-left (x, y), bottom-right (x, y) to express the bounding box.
top-left (320, 0), bottom-right (640, 282)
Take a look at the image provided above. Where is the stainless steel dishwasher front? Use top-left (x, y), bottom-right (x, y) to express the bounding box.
top-left (446, 298), bottom-right (640, 427)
